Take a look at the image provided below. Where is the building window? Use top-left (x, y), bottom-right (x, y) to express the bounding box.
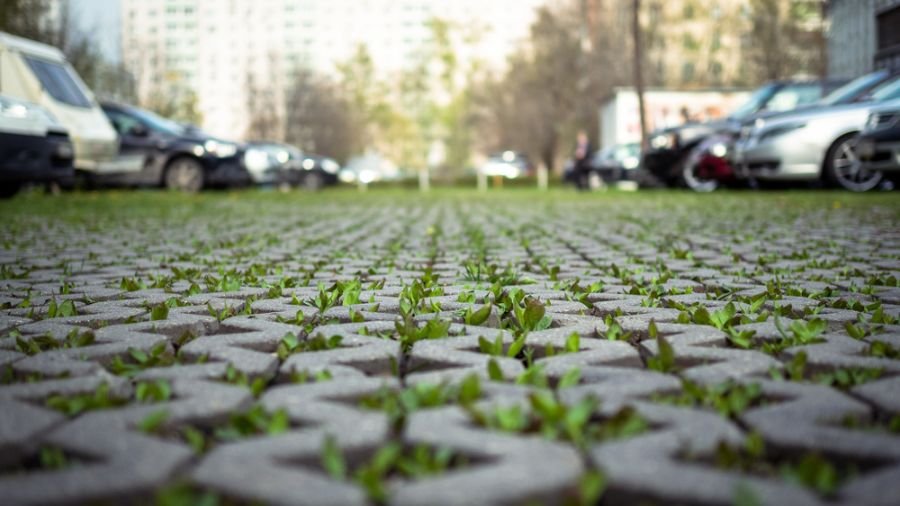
top-left (649, 4), bottom-right (661, 25)
top-left (711, 31), bottom-right (721, 51)
top-left (681, 62), bottom-right (695, 83)
top-left (682, 34), bottom-right (699, 51)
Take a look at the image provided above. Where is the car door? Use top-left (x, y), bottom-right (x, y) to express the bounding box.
top-left (103, 108), bottom-right (157, 181)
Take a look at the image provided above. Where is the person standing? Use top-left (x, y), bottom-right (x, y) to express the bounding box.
top-left (573, 130), bottom-right (593, 190)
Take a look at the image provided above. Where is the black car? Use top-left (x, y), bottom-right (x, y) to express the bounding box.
top-left (479, 151), bottom-right (533, 179)
top-left (0, 94), bottom-right (73, 197)
top-left (642, 79), bottom-right (847, 188)
top-left (273, 147), bottom-right (340, 190)
top-left (589, 143), bottom-right (641, 181)
top-left (100, 102), bottom-right (249, 192)
top-left (857, 101), bottom-right (900, 180)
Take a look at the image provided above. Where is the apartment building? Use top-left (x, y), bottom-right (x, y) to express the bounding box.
top-left (121, 0), bottom-right (545, 139)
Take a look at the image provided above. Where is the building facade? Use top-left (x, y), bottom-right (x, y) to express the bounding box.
top-left (643, 0), bottom-right (751, 88)
top-left (121, 0), bottom-right (545, 140)
top-left (874, 0), bottom-right (900, 72)
top-left (828, 0), bottom-right (900, 78)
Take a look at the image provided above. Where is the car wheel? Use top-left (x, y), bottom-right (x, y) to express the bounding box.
top-left (302, 172), bottom-right (324, 191)
top-left (824, 134), bottom-right (882, 192)
top-left (679, 146), bottom-right (720, 192)
top-left (681, 158), bottom-right (719, 192)
top-left (164, 158), bottom-right (205, 192)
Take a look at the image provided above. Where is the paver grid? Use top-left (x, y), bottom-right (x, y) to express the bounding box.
top-left (0, 193), bottom-right (899, 505)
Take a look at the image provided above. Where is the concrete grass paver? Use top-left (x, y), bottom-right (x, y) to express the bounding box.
top-left (0, 189), bottom-right (898, 505)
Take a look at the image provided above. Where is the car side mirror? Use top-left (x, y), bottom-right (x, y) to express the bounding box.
top-left (129, 124), bottom-right (149, 137)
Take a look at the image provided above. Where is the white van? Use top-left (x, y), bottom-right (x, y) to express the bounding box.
top-left (0, 31), bottom-right (117, 172)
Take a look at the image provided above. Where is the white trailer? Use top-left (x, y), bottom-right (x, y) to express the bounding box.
top-left (599, 88), bottom-right (751, 150)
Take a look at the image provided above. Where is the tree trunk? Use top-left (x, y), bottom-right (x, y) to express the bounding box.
top-left (632, 0), bottom-right (649, 150)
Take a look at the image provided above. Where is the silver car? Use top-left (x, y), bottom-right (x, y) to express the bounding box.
top-left (734, 76), bottom-right (900, 191)
top-left (858, 100), bottom-right (900, 174)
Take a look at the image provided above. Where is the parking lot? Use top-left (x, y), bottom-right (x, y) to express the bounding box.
top-left (1, 189), bottom-right (899, 505)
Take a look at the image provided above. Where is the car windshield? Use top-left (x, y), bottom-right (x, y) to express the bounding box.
top-left (614, 144), bottom-right (639, 160)
top-left (24, 56), bottom-right (92, 108)
top-left (820, 70), bottom-right (889, 105)
top-left (128, 107), bottom-right (185, 135)
top-left (763, 83), bottom-right (822, 112)
top-left (728, 84), bottom-right (778, 120)
top-left (870, 76), bottom-right (900, 102)
top-left (594, 147), bottom-right (614, 160)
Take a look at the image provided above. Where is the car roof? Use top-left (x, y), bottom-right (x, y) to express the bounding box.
top-left (0, 31), bottom-right (65, 62)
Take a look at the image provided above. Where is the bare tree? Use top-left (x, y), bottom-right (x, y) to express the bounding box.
top-left (245, 75), bottom-right (283, 141)
top-left (0, 0), bottom-right (55, 42)
top-left (142, 81), bottom-right (202, 125)
top-left (746, 0), bottom-right (827, 81)
top-left (633, 0), bottom-right (648, 150)
top-left (284, 69), bottom-right (363, 164)
top-left (1, 0), bottom-right (137, 103)
top-left (472, 2), bottom-right (633, 173)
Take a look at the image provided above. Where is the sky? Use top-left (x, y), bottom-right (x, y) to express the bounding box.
top-left (69, 0), bottom-right (121, 62)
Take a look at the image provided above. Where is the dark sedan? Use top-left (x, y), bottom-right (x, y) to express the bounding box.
top-left (275, 146), bottom-right (340, 190)
top-left (858, 99), bottom-right (900, 180)
top-left (100, 102), bottom-right (249, 192)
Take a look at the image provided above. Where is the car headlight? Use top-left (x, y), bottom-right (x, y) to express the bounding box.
top-left (204, 140), bottom-right (238, 157)
top-left (709, 142), bottom-right (728, 158)
top-left (243, 149), bottom-right (270, 171)
top-left (0, 101), bottom-right (29, 119)
top-left (865, 111), bottom-right (899, 132)
top-left (758, 122), bottom-right (806, 143)
top-left (622, 156), bottom-right (639, 170)
top-left (321, 158), bottom-right (339, 174)
top-left (0, 95), bottom-right (60, 126)
top-left (302, 158), bottom-right (316, 170)
top-left (358, 169), bottom-right (377, 184)
top-left (650, 133), bottom-right (676, 149)
top-left (338, 169), bottom-right (356, 183)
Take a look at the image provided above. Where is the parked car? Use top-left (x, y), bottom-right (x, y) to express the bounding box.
top-left (100, 102), bottom-right (248, 192)
top-left (0, 94), bottom-right (73, 197)
top-left (243, 142), bottom-right (293, 185)
top-left (0, 32), bottom-right (118, 175)
top-left (341, 153), bottom-right (402, 185)
top-left (589, 143), bottom-right (640, 181)
top-left (733, 78), bottom-right (900, 191)
top-left (642, 78), bottom-right (847, 189)
top-left (288, 151), bottom-right (340, 190)
top-left (480, 151), bottom-right (532, 179)
top-left (857, 100), bottom-right (900, 177)
top-left (683, 71), bottom-right (898, 191)
top-left (564, 143), bottom-right (641, 188)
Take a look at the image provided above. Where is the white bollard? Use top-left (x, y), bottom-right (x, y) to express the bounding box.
top-left (537, 166), bottom-right (548, 191)
top-left (477, 168), bottom-right (487, 192)
top-left (419, 169), bottom-right (430, 192)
